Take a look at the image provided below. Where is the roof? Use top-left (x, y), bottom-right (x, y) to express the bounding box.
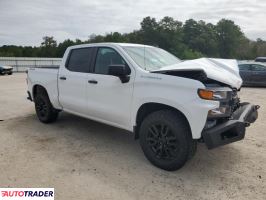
top-left (68, 42), bottom-right (155, 50)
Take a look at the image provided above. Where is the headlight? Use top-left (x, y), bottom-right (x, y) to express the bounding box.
top-left (198, 87), bottom-right (233, 118)
top-left (198, 88), bottom-right (230, 100)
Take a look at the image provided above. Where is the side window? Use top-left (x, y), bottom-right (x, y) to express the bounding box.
top-left (66, 48), bottom-right (92, 72)
top-left (239, 64), bottom-right (251, 71)
top-left (252, 64), bottom-right (266, 71)
top-left (94, 47), bottom-right (129, 75)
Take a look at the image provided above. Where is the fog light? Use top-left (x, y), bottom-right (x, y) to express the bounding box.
top-left (208, 107), bottom-right (229, 117)
top-left (204, 120), bottom-right (217, 129)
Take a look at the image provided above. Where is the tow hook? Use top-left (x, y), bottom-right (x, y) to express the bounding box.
top-left (245, 105), bottom-right (259, 127)
top-left (245, 104), bottom-right (260, 124)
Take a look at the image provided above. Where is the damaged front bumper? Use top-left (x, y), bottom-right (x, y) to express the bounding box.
top-left (202, 103), bottom-right (259, 149)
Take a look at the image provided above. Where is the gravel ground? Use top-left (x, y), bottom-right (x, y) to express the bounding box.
top-left (0, 73), bottom-right (265, 200)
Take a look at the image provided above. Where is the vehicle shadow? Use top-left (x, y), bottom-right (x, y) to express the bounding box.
top-left (5, 112), bottom-right (247, 198)
top-left (11, 112), bottom-right (243, 172)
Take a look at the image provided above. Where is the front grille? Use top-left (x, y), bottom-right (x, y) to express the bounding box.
top-left (230, 89), bottom-right (240, 113)
top-left (210, 89), bottom-right (240, 118)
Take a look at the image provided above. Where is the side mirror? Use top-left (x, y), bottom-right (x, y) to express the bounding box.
top-left (108, 65), bottom-right (130, 83)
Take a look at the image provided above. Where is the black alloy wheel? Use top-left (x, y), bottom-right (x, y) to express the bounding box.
top-left (139, 110), bottom-right (197, 171)
top-left (146, 124), bottom-right (179, 161)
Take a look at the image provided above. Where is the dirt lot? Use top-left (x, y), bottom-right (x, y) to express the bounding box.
top-left (0, 73), bottom-right (265, 200)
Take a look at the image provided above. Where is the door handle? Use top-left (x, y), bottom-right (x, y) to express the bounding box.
top-left (88, 80), bottom-right (98, 84)
top-left (60, 76), bottom-right (67, 80)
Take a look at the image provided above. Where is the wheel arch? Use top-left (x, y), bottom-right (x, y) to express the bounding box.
top-left (134, 102), bottom-right (191, 139)
top-left (32, 84), bottom-right (49, 101)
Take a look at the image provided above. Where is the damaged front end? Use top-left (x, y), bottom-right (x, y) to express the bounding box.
top-left (197, 85), bottom-right (259, 149)
top-left (202, 102), bottom-right (259, 149)
top-left (151, 62), bottom-right (259, 149)
top-left (197, 82), bottom-right (260, 149)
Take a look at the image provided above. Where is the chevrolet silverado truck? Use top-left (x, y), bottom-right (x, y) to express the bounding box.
top-left (26, 43), bottom-right (259, 171)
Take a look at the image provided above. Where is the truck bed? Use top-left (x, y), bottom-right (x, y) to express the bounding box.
top-left (27, 66), bottom-right (61, 109)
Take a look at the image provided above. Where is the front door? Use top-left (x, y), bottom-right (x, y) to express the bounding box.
top-left (86, 47), bottom-right (134, 129)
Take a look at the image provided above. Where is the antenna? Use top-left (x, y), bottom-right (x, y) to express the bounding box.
top-left (144, 45), bottom-right (146, 70)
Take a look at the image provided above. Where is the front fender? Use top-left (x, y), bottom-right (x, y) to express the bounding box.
top-left (132, 98), bottom-right (218, 139)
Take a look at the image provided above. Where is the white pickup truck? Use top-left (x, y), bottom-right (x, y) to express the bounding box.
top-left (27, 43), bottom-right (259, 171)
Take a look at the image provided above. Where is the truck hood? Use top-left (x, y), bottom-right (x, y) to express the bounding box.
top-left (152, 58), bottom-right (243, 89)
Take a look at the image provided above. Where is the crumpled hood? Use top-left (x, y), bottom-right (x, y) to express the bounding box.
top-left (153, 58), bottom-right (243, 89)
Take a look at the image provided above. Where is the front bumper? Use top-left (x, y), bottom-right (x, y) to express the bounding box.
top-left (202, 103), bottom-right (259, 149)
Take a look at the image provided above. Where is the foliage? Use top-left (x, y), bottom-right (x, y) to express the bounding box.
top-left (0, 17), bottom-right (265, 59)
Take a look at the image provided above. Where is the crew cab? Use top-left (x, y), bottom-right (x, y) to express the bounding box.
top-left (26, 43), bottom-right (259, 171)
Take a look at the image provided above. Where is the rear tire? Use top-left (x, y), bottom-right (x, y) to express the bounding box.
top-left (34, 91), bottom-right (58, 123)
top-left (139, 110), bottom-right (197, 171)
top-left (8, 72), bottom-right (12, 75)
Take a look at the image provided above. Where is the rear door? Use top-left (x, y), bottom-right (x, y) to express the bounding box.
top-left (250, 64), bottom-right (266, 86)
top-left (58, 47), bottom-right (93, 115)
top-left (239, 64), bottom-right (252, 85)
top-left (86, 47), bottom-right (134, 129)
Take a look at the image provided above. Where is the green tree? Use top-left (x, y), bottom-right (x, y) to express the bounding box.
top-left (139, 17), bottom-right (160, 45)
top-left (39, 36), bottom-right (57, 57)
top-left (56, 39), bottom-right (75, 57)
top-left (1, 16), bottom-right (266, 59)
top-left (216, 19), bottom-right (245, 58)
top-left (157, 17), bottom-right (183, 51)
top-left (104, 32), bottom-right (125, 42)
top-left (183, 19), bottom-right (219, 57)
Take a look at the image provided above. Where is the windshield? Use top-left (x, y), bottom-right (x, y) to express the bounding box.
top-left (123, 46), bottom-right (181, 71)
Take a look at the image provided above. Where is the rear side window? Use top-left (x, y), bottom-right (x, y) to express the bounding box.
top-left (66, 48), bottom-right (92, 72)
top-left (239, 64), bottom-right (251, 71)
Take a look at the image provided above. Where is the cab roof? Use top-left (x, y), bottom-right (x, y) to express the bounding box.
top-left (68, 42), bottom-right (155, 49)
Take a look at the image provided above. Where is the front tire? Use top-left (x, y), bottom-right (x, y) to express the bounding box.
top-left (139, 110), bottom-right (197, 171)
top-left (34, 92), bottom-right (59, 123)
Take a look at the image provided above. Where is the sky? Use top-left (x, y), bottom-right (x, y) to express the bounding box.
top-left (0, 0), bottom-right (265, 46)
